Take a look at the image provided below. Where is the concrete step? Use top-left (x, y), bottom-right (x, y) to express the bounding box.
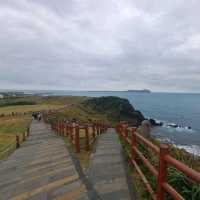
top-left (0, 121), bottom-right (90, 200)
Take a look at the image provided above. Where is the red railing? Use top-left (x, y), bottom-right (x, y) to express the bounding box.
top-left (51, 121), bottom-right (107, 152)
top-left (116, 123), bottom-right (200, 200)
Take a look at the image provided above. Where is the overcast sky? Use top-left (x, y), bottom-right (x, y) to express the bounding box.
top-left (0, 0), bottom-right (200, 92)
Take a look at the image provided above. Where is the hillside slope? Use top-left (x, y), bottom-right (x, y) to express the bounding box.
top-left (82, 96), bottom-right (144, 125)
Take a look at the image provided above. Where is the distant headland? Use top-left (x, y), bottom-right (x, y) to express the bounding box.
top-left (126, 89), bottom-right (151, 93)
top-left (86, 89), bottom-right (151, 93)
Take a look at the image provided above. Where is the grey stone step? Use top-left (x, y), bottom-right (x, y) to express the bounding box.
top-left (87, 129), bottom-right (134, 200)
top-left (0, 121), bottom-right (90, 200)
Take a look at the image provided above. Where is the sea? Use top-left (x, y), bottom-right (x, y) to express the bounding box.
top-left (25, 90), bottom-right (200, 156)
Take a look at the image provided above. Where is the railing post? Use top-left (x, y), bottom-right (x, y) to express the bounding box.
top-left (65, 123), bottom-right (68, 136)
top-left (117, 123), bottom-right (122, 136)
top-left (59, 121), bottom-right (62, 135)
top-left (23, 132), bottom-right (26, 141)
top-left (131, 128), bottom-right (137, 161)
top-left (85, 125), bottom-right (90, 151)
top-left (125, 126), bottom-right (128, 138)
top-left (58, 121), bottom-right (60, 135)
top-left (66, 123), bottom-right (69, 136)
top-left (116, 123), bottom-right (120, 133)
top-left (56, 122), bottom-right (59, 134)
top-left (96, 123), bottom-right (99, 135)
top-left (60, 121), bottom-right (62, 135)
top-left (157, 144), bottom-right (170, 200)
top-left (62, 122), bottom-right (65, 136)
top-left (92, 124), bottom-right (95, 138)
top-left (100, 124), bottom-right (103, 134)
top-left (16, 135), bottom-right (20, 148)
top-left (75, 125), bottom-right (80, 153)
top-left (120, 123), bottom-right (122, 133)
top-left (57, 122), bottom-right (60, 135)
top-left (27, 127), bottom-right (30, 137)
top-left (71, 123), bottom-right (75, 142)
top-left (61, 122), bottom-right (64, 136)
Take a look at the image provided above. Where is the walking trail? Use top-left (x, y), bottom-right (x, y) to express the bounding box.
top-left (0, 122), bottom-right (135, 200)
top-left (0, 121), bottom-right (89, 200)
top-left (87, 128), bottom-right (135, 200)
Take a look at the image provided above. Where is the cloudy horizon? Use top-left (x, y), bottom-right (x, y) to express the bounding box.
top-left (0, 0), bottom-right (200, 93)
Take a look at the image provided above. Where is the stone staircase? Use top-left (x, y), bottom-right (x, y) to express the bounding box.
top-left (0, 121), bottom-right (89, 200)
top-left (0, 121), bottom-right (135, 200)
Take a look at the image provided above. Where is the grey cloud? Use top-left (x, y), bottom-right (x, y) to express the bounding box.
top-left (0, 0), bottom-right (200, 92)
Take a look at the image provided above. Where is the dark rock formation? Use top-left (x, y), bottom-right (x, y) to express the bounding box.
top-left (149, 118), bottom-right (163, 126)
top-left (83, 96), bottom-right (145, 126)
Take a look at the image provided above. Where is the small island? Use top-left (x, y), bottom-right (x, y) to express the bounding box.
top-left (126, 89), bottom-right (151, 93)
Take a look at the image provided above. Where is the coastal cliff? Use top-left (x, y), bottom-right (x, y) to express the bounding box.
top-left (82, 96), bottom-right (145, 125)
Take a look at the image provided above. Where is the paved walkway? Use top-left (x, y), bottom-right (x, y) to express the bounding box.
top-left (0, 121), bottom-right (89, 200)
top-left (87, 129), bottom-right (135, 200)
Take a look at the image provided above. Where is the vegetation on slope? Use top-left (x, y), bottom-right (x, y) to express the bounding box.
top-left (119, 129), bottom-right (200, 200)
top-left (83, 96), bottom-right (145, 125)
top-left (0, 96), bottom-right (86, 115)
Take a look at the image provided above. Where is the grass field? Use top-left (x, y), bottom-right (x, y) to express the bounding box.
top-left (0, 116), bottom-right (32, 159)
top-left (0, 95), bottom-right (89, 160)
top-left (0, 96), bottom-right (88, 115)
top-left (0, 116), bottom-right (32, 135)
top-left (0, 104), bottom-right (65, 115)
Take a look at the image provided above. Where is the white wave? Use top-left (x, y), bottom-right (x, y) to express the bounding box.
top-left (155, 136), bottom-right (200, 156)
top-left (175, 144), bottom-right (200, 156)
top-left (175, 127), bottom-right (194, 133)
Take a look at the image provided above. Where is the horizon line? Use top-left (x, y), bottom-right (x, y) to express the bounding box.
top-left (0, 88), bottom-right (200, 94)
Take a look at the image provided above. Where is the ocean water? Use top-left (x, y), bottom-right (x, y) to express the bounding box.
top-left (30, 90), bottom-right (200, 155)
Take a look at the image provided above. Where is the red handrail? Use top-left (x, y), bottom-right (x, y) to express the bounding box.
top-left (165, 155), bottom-right (200, 182)
top-left (50, 121), bottom-right (108, 152)
top-left (116, 122), bottom-right (200, 200)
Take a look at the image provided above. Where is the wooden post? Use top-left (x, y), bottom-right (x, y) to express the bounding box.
top-left (116, 123), bottom-right (121, 133)
top-left (131, 128), bottom-right (137, 161)
top-left (59, 122), bottom-right (62, 135)
top-left (157, 144), bottom-right (170, 200)
top-left (97, 123), bottom-right (100, 135)
top-left (102, 124), bottom-right (104, 133)
top-left (57, 122), bottom-right (60, 135)
top-left (70, 124), bottom-right (74, 142)
top-left (92, 124), bottom-right (96, 138)
top-left (57, 122), bottom-right (59, 134)
top-left (60, 122), bottom-right (62, 136)
top-left (65, 123), bottom-right (67, 136)
top-left (99, 124), bottom-right (102, 134)
top-left (100, 124), bottom-right (103, 134)
top-left (62, 122), bottom-right (65, 136)
top-left (23, 132), bottom-right (26, 141)
top-left (125, 126), bottom-right (128, 138)
top-left (56, 122), bottom-right (59, 134)
top-left (27, 127), bottom-right (30, 137)
top-left (85, 125), bottom-right (90, 151)
top-left (66, 124), bottom-right (69, 136)
top-left (75, 125), bottom-right (80, 153)
top-left (16, 135), bottom-right (20, 148)
top-left (61, 122), bottom-right (64, 136)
